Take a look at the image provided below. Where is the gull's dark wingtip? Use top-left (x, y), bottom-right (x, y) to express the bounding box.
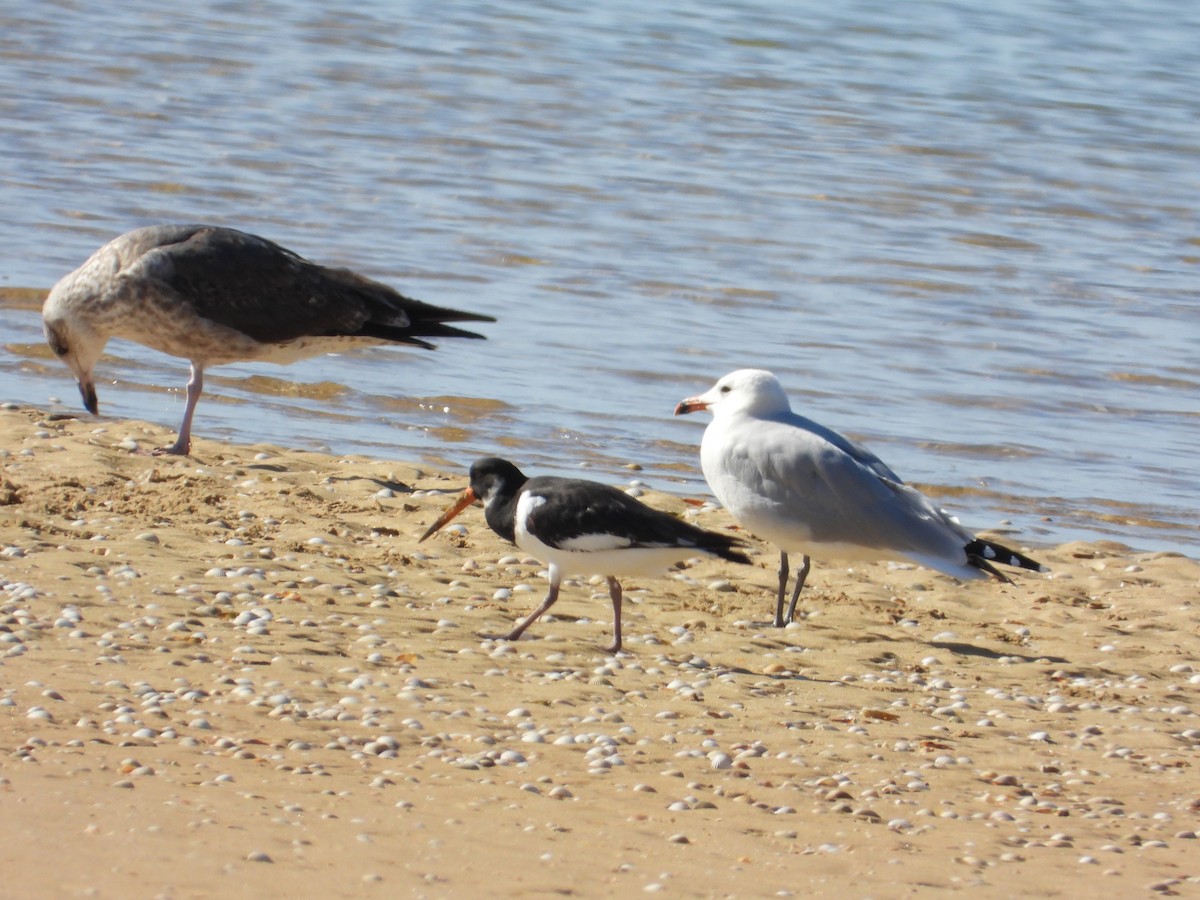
top-left (965, 538), bottom-right (1047, 580)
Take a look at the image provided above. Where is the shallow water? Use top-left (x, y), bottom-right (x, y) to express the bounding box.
top-left (2, 0), bottom-right (1198, 554)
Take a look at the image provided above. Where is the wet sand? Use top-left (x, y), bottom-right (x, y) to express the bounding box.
top-left (1, 405), bottom-right (1197, 898)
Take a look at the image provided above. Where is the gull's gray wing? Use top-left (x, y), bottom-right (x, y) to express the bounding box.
top-left (121, 225), bottom-right (490, 346)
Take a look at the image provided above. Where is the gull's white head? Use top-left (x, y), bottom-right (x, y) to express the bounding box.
top-left (674, 368), bottom-right (793, 419)
top-left (42, 277), bottom-right (109, 416)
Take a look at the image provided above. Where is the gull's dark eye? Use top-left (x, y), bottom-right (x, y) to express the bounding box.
top-left (46, 326), bottom-right (69, 358)
top-left (719, 384), bottom-right (731, 394)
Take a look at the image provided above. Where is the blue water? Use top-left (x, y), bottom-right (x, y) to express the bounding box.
top-left (2, 0), bottom-right (1198, 553)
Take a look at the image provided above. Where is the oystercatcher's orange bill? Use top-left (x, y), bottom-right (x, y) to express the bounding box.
top-left (417, 488), bottom-right (479, 542)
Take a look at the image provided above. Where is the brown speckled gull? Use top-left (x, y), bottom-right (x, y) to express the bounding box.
top-left (42, 224), bottom-right (494, 454)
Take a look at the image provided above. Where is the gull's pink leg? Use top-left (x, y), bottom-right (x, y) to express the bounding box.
top-left (155, 362), bottom-right (203, 456)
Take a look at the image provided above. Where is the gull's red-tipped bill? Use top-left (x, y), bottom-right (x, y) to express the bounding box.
top-left (673, 397), bottom-right (708, 416)
top-left (418, 488), bottom-right (479, 542)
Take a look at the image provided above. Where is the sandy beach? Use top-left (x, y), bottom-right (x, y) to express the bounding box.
top-left (1, 404), bottom-right (1197, 898)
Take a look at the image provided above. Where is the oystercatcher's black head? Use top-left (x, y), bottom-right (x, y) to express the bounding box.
top-left (418, 457), bottom-right (530, 543)
top-left (467, 457), bottom-right (528, 506)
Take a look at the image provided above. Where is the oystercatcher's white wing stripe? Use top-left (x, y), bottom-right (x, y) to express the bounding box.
top-left (561, 533), bottom-right (634, 552)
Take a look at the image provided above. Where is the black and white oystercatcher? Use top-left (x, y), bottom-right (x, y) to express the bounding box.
top-left (42, 224), bottom-right (495, 455)
top-left (675, 369), bottom-right (1046, 627)
top-left (419, 457), bottom-right (750, 652)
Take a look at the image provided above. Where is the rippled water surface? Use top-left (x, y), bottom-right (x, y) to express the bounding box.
top-left (2, 0), bottom-right (1198, 553)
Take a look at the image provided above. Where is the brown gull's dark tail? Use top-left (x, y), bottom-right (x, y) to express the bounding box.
top-left (354, 292), bottom-right (495, 348)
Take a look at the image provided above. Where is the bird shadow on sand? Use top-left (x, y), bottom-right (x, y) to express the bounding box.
top-left (322, 474), bottom-right (417, 493)
top-left (930, 639), bottom-right (1068, 664)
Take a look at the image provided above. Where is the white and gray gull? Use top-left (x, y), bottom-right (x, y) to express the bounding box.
top-left (42, 224), bottom-right (495, 455)
top-left (419, 457), bottom-right (750, 653)
top-left (675, 369), bottom-right (1046, 627)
